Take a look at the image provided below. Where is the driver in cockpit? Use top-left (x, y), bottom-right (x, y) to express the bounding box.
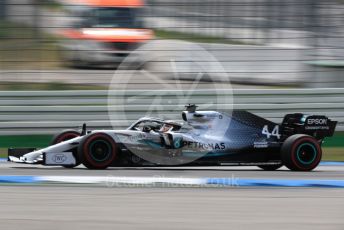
top-left (159, 121), bottom-right (182, 133)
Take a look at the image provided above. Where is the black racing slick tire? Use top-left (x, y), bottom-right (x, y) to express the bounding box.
top-left (51, 130), bottom-right (81, 168)
top-left (258, 164), bottom-right (283, 171)
top-left (281, 134), bottom-right (322, 171)
top-left (78, 133), bottom-right (117, 170)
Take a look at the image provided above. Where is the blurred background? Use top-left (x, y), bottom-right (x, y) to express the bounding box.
top-left (0, 0), bottom-right (343, 160)
top-left (0, 0), bottom-right (343, 87)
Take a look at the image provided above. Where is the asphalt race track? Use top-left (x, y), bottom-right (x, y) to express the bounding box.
top-left (0, 162), bottom-right (344, 230)
top-left (0, 186), bottom-right (344, 230)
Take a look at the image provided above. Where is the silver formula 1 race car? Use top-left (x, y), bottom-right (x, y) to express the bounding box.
top-left (8, 105), bottom-right (337, 171)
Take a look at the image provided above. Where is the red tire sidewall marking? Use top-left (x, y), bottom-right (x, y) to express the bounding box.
top-left (83, 133), bottom-right (117, 168)
top-left (290, 137), bottom-right (322, 170)
top-left (55, 133), bottom-right (79, 144)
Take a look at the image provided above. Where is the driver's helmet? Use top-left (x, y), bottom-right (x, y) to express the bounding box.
top-left (160, 120), bottom-right (182, 132)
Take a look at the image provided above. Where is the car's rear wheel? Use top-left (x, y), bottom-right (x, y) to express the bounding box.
top-left (281, 134), bottom-right (322, 171)
top-left (258, 164), bottom-right (283, 171)
top-left (51, 130), bottom-right (81, 168)
top-left (78, 133), bottom-right (117, 169)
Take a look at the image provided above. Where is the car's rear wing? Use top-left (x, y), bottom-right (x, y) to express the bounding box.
top-left (281, 113), bottom-right (337, 139)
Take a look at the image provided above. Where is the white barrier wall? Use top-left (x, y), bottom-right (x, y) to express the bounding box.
top-left (0, 88), bottom-right (343, 134)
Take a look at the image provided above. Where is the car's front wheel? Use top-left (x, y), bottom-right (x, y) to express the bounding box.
top-left (51, 130), bottom-right (81, 168)
top-left (281, 134), bottom-right (322, 171)
top-left (78, 133), bottom-right (117, 169)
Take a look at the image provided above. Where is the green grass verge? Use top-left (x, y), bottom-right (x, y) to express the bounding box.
top-left (0, 152), bottom-right (6, 158)
top-left (0, 134), bottom-right (53, 158)
top-left (0, 133), bottom-right (343, 161)
top-left (322, 132), bottom-right (344, 148)
top-left (154, 29), bottom-right (256, 45)
top-left (1, 134), bottom-right (53, 149)
top-left (322, 148), bottom-right (344, 161)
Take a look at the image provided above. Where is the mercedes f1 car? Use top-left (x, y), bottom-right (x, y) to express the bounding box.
top-left (8, 105), bottom-right (337, 171)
